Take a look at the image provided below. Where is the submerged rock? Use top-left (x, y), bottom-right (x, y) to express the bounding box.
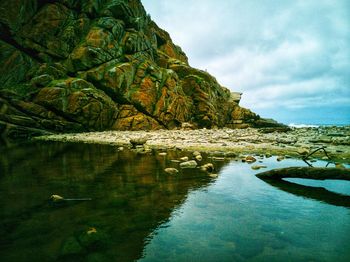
top-left (87, 227), bottom-right (97, 235)
top-left (276, 156), bottom-right (285, 162)
top-left (251, 165), bottom-right (267, 170)
top-left (78, 228), bottom-right (109, 250)
top-left (50, 194), bottom-right (64, 203)
top-left (60, 237), bottom-right (83, 256)
top-left (164, 168), bottom-right (179, 175)
top-left (243, 156), bottom-right (257, 163)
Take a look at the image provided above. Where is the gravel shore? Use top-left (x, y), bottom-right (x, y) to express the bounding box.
top-left (35, 126), bottom-right (350, 163)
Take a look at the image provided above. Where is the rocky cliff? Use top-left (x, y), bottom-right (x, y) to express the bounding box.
top-left (0, 0), bottom-right (282, 138)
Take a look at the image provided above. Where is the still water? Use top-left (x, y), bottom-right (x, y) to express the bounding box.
top-left (0, 141), bottom-right (349, 262)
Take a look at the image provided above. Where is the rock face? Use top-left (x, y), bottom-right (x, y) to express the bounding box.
top-left (0, 0), bottom-right (283, 138)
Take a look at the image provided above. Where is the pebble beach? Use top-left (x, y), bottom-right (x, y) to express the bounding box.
top-left (36, 126), bottom-right (350, 164)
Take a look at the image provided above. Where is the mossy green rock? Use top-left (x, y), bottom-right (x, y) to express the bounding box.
top-left (0, 0), bottom-right (285, 137)
top-left (60, 228), bottom-right (110, 259)
top-left (61, 237), bottom-right (83, 256)
top-left (78, 229), bottom-right (109, 250)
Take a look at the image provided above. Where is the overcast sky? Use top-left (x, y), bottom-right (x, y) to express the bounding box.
top-left (142, 0), bottom-right (350, 125)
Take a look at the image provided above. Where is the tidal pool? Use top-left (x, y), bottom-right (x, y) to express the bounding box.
top-left (0, 141), bottom-right (349, 262)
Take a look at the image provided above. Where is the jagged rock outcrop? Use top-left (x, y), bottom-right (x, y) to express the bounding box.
top-left (0, 0), bottom-right (283, 138)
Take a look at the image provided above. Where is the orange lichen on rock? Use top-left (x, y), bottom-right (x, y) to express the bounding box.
top-left (0, 0), bottom-right (285, 137)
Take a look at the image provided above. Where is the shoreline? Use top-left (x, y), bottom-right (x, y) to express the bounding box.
top-left (34, 126), bottom-right (350, 164)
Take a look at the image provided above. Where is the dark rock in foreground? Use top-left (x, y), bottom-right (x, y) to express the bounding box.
top-left (256, 167), bottom-right (350, 181)
top-left (0, 0), bottom-right (285, 138)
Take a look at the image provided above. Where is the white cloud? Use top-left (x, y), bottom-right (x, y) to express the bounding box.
top-left (142, 0), bottom-right (350, 124)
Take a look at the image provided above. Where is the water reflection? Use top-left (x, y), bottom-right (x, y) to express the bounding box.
top-left (1, 142), bottom-right (350, 262)
top-left (140, 157), bottom-right (350, 262)
top-left (0, 141), bottom-right (225, 261)
top-left (262, 179), bottom-right (350, 208)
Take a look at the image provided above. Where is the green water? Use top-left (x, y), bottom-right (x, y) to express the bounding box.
top-left (0, 141), bottom-right (349, 261)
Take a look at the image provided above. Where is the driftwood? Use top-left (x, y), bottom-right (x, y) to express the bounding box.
top-left (256, 167), bottom-right (350, 181)
top-left (302, 146), bottom-right (331, 161)
top-left (49, 194), bottom-right (92, 203)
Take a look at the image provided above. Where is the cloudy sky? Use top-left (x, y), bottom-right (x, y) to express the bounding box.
top-left (143, 0), bottom-right (350, 125)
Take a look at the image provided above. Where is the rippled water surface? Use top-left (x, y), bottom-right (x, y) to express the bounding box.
top-left (1, 141), bottom-right (349, 262)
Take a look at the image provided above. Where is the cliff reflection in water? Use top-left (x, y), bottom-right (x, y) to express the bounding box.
top-left (0, 141), bottom-right (224, 262)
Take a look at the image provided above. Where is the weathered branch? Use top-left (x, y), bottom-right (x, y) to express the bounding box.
top-left (302, 146), bottom-right (331, 161)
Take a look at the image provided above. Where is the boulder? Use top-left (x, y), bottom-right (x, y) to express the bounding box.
top-left (243, 156), bottom-right (257, 163)
top-left (179, 160), bottom-right (197, 169)
top-left (195, 154), bottom-right (203, 161)
top-left (193, 151), bottom-right (201, 157)
top-left (201, 163), bottom-right (214, 173)
top-left (180, 156), bottom-right (189, 162)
